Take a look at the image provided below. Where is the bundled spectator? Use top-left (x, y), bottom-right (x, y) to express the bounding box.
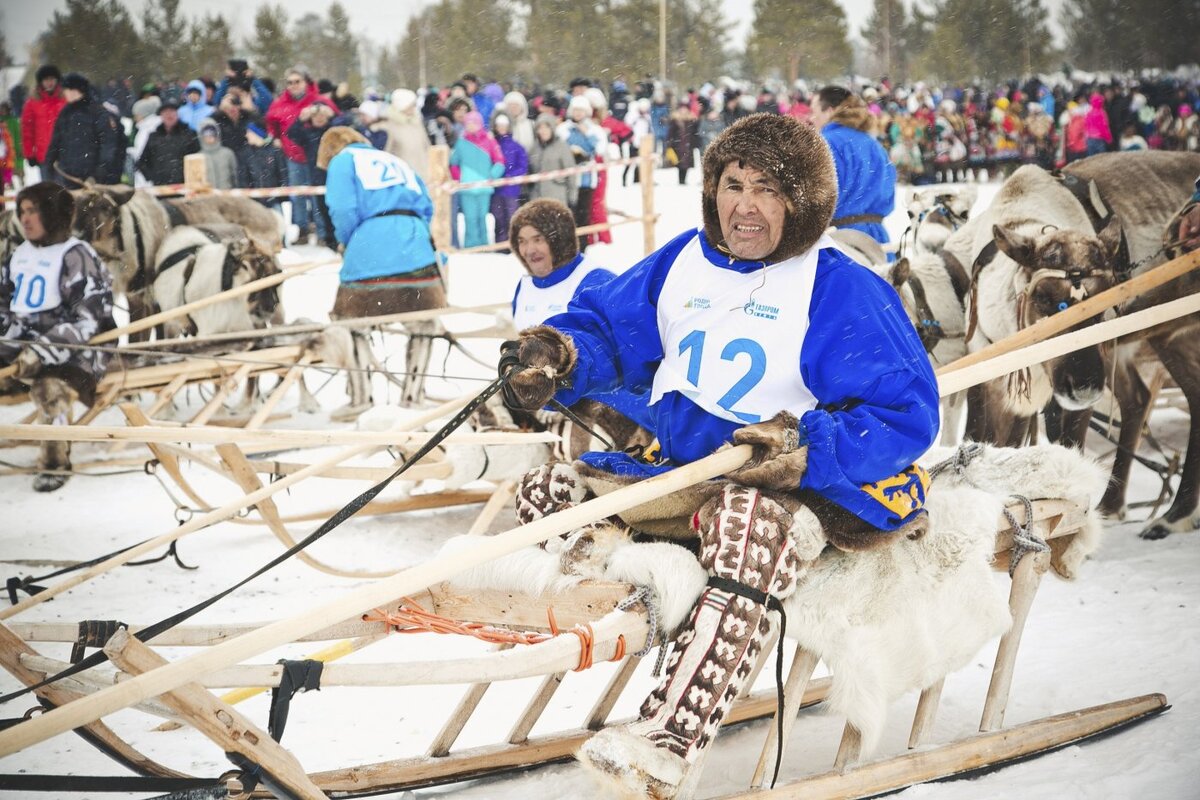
top-left (557, 95), bottom-right (606, 249)
top-left (213, 59), bottom-right (273, 116)
top-left (44, 74), bottom-right (122, 188)
top-left (1084, 92), bottom-right (1113, 156)
top-left (135, 98), bottom-right (200, 185)
top-left (0, 115), bottom-right (14, 191)
top-left (379, 89), bottom-right (431, 183)
top-left (449, 110), bottom-right (505, 248)
top-left (287, 102), bottom-right (344, 246)
top-left (490, 112), bottom-right (528, 247)
top-left (501, 90), bottom-right (536, 152)
top-left (462, 74), bottom-right (495, 121)
top-left (266, 67), bottom-right (335, 244)
top-left (623, 97), bottom-right (653, 185)
top-left (179, 79), bottom-right (215, 131)
top-left (198, 118), bottom-right (237, 189)
top-left (666, 99), bottom-right (699, 185)
top-left (210, 87), bottom-right (258, 182)
top-left (1119, 123), bottom-right (1149, 151)
top-left (130, 95), bottom-right (162, 187)
top-left (1063, 102), bottom-right (1088, 162)
top-left (528, 113), bottom-right (577, 208)
top-left (355, 101), bottom-right (389, 150)
top-left (589, 86), bottom-right (629, 244)
top-left (20, 65), bottom-right (66, 179)
top-left (1, 102), bottom-right (23, 186)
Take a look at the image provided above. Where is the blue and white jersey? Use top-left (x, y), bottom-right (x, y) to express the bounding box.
top-left (7, 237), bottom-right (95, 315)
top-left (512, 254), bottom-right (613, 331)
top-left (545, 227), bottom-right (939, 530)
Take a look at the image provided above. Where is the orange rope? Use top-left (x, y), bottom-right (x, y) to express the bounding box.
top-left (363, 597), bottom-right (628, 671)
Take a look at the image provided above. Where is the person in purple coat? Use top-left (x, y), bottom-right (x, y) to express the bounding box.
top-left (491, 112), bottom-right (529, 249)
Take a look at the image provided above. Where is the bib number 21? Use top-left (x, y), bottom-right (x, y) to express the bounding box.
top-left (678, 329), bottom-right (765, 423)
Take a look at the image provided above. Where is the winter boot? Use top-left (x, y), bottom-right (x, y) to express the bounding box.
top-left (30, 376), bottom-right (78, 493)
top-left (577, 484), bottom-right (827, 798)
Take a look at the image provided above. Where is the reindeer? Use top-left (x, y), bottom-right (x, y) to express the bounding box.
top-left (1061, 151), bottom-right (1200, 538)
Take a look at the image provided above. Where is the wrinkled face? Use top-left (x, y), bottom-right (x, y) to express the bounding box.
top-left (18, 200), bottom-right (45, 243)
top-left (516, 225), bottom-right (555, 278)
top-left (716, 162), bottom-right (788, 261)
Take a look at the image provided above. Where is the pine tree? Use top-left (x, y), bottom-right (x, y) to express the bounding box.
top-left (248, 3), bottom-right (295, 84)
top-left (745, 0), bottom-right (852, 83)
top-left (186, 13), bottom-right (235, 80)
top-left (142, 0), bottom-right (189, 81)
top-left (0, 13), bottom-right (11, 69)
top-left (863, 0), bottom-right (911, 81)
top-left (39, 0), bottom-right (148, 86)
top-left (396, 0), bottom-right (519, 88)
top-left (914, 0), bottom-right (1053, 81)
top-left (1061, 0), bottom-right (1199, 71)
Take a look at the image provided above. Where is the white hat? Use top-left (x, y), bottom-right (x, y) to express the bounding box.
top-left (358, 100), bottom-right (382, 121)
top-left (584, 86), bottom-right (607, 111)
top-left (391, 88), bottom-right (417, 111)
top-left (567, 95), bottom-right (593, 116)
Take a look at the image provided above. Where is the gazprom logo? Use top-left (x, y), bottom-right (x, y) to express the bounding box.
top-left (743, 300), bottom-right (780, 320)
top-left (684, 296), bottom-right (711, 309)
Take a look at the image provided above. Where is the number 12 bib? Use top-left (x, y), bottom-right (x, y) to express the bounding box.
top-left (650, 234), bottom-right (834, 424)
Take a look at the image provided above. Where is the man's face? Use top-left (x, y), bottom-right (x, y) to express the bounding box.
top-left (809, 98), bottom-right (833, 128)
top-left (716, 162), bottom-right (788, 262)
top-left (160, 107), bottom-right (179, 128)
top-left (516, 225), bottom-right (556, 278)
top-left (18, 200), bottom-right (46, 243)
top-left (286, 73), bottom-right (305, 98)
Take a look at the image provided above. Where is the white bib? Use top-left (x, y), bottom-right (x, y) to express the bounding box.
top-left (7, 238), bottom-right (91, 315)
top-left (650, 234), bottom-right (833, 424)
top-left (513, 260), bottom-right (608, 330)
top-left (350, 148), bottom-right (423, 193)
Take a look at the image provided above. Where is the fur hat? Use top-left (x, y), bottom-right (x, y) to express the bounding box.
top-left (61, 72), bottom-right (90, 95)
top-left (567, 95), bottom-right (592, 118)
top-left (508, 199), bottom-right (578, 270)
top-left (35, 64), bottom-right (62, 84)
top-left (316, 126), bottom-right (368, 170)
top-left (17, 182), bottom-right (75, 246)
top-left (700, 113), bottom-right (836, 263)
top-left (391, 88), bottom-right (417, 111)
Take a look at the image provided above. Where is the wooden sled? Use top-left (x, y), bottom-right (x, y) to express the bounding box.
top-left (1, 497), bottom-right (1165, 799)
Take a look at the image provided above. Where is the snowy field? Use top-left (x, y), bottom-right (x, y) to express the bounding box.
top-left (0, 168), bottom-right (1197, 799)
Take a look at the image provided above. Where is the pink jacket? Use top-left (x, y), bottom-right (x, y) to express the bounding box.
top-left (1084, 94), bottom-right (1113, 143)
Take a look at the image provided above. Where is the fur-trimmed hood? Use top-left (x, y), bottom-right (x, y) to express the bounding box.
top-left (508, 199), bottom-right (578, 270)
top-left (701, 113), bottom-right (837, 264)
top-left (16, 182), bottom-right (75, 245)
top-left (317, 126), bottom-right (369, 170)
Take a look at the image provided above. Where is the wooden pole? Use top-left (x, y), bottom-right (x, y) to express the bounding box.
top-left (429, 144), bottom-right (452, 253)
top-left (937, 247), bottom-right (1200, 378)
top-left (104, 629), bottom-right (327, 800)
top-left (937, 292), bottom-right (1200, 398)
top-left (182, 153), bottom-right (209, 191)
top-left (640, 134), bottom-right (657, 256)
top-left (0, 394), bottom-right (474, 621)
top-left (0, 444), bottom-right (751, 756)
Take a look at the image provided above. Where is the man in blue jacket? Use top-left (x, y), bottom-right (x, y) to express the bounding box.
top-left (810, 85), bottom-right (896, 248)
top-left (500, 113), bottom-right (938, 797)
top-left (318, 126), bottom-right (445, 407)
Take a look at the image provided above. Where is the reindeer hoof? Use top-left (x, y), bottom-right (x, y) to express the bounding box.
top-left (330, 402), bottom-right (373, 423)
top-left (1139, 524), bottom-right (1171, 541)
top-left (33, 473), bottom-right (69, 493)
top-left (1139, 513), bottom-right (1199, 540)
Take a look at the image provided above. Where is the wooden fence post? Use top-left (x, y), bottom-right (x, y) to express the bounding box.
top-left (429, 145), bottom-right (452, 256)
top-left (183, 153), bottom-right (208, 192)
top-left (639, 134), bottom-right (656, 256)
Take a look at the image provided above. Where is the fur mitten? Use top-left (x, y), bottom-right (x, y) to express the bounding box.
top-left (727, 410), bottom-right (809, 490)
top-left (15, 348), bottom-right (42, 381)
top-left (499, 325), bottom-right (577, 410)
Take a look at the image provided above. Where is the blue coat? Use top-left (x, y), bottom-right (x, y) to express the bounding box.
top-left (325, 142), bottom-right (437, 283)
top-left (544, 228), bottom-right (939, 530)
top-left (822, 122), bottom-right (896, 245)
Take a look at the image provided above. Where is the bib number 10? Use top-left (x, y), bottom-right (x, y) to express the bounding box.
top-left (12, 273), bottom-right (47, 310)
top-left (678, 329), bottom-right (765, 422)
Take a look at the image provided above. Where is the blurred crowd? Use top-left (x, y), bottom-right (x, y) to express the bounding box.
top-left (4, 59), bottom-right (1199, 249)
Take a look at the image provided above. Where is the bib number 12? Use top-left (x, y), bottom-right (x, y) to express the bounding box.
top-left (678, 329), bottom-right (765, 422)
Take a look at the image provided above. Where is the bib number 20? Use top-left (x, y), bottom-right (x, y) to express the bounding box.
top-left (678, 329), bottom-right (765, 423)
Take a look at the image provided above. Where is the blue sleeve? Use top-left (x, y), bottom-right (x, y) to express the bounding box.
top-left (798, 253), bottom-right (939, 491)
top-left (252, 79), bottom-right (273, 115)
top-left (213, 79), bottom-right (229, 107)
top-left (324, 153), bottom-right (361, 245)
top-left (544, 230), bottom-right (697, 403)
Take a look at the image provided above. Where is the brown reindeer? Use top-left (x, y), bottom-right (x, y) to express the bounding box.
top-left (1062, 151), bottom-right (1200, 538)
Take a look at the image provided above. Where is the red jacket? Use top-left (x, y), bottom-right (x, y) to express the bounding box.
top-left (265, 82), bottom-right (335, 164)
top-left (20, 85), bottom-right (67, 163)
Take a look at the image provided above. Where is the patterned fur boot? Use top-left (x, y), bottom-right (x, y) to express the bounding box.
top-left (578, 484), bottom-right (827, 798)
top-left (30, 377), bottom-right (79, 493)
top-left (515, 462), bottom-right (632, 572)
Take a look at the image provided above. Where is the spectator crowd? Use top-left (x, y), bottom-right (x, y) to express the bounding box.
top-left (4, 59), bottom-right (1199, 249)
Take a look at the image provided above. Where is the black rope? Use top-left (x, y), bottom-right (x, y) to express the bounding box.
top-left (0, 773), bottom-right (219, 794)
top-left (267, 659), bottom-right (324, 742)
top-left (0, 375), bottom-right (509, 707)
top-left (549, 398), bottom-right (618, 452)
top-left (707, 574), bottom-right (789, 789)
top-left (4, 535), bottom-right (189, 606)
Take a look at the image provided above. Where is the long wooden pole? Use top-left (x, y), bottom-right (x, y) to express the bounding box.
top-left (937, 292), bottom-right (1200, 397)
top-left (936, 247), bottom-right (1200, 377)
top-left (0, 444), bottom-right (751, 757)
top-left (640, 134), bottom-right (657, 256)
top-left (0, 394), bottom-right (473, 621)
top-left (0, 424), bottom-right (559, 448)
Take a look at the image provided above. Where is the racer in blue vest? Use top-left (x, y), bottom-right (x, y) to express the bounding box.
top-left (318, 126), bottom-right (445, 409)
top-left (498, 113), bottom-right (938, 796)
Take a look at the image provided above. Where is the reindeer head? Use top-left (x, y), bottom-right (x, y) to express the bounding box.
top-left (71, 185), bottom-right (135, 261)
top-left (906, 186), bottom-right (977, 255)
top-left (991, 217), bottom-right (1123, 410)
top-left (225, 238), bottom-right (283, 327)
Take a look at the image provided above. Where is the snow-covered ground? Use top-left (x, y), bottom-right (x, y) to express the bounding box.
top-left (0, 168), bottom-right (1197, 799)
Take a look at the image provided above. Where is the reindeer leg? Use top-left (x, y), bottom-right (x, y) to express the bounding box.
top-left (1100, 358), bottom-right (1150, 519)
top-left (1141, 339), bottom-right (1200, 539)
top-left (1059, 408), bottom-right (1093, 450)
